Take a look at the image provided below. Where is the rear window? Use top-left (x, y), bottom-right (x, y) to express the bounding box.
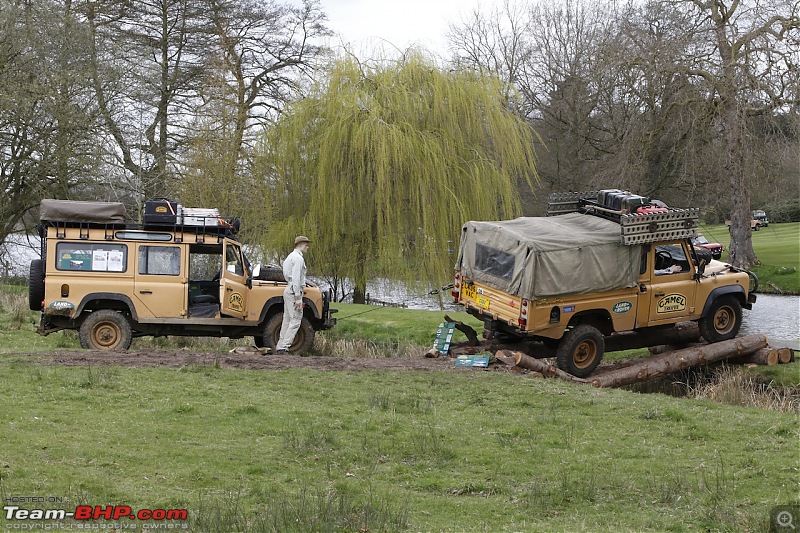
top-left (475, 243), bottom-right (515, 281)
top-left (56, 243), bottom-right (127, 272)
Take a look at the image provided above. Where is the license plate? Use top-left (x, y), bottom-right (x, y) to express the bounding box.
top-left (462, 283), bottom-right (477, 301)
top-left (476, 295), bottom-right (490, 309)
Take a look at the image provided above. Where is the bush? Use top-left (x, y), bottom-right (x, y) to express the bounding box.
top-left (765, 199), bottom-right (800, 223)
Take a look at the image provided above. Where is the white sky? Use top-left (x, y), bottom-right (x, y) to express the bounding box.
top-left (320, 0), bottom-right (490, 59)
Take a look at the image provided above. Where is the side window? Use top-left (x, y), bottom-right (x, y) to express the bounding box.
top-left (139, 246), bottom-right (181, 276)
top-left (654, 244), bottom-right (688, 276)
top-left (640, 245), bottom-right (650, 275)
top-left (225, 245), bottom-right (244, 276)
top-left (56, 243), bottom-right (127, 272)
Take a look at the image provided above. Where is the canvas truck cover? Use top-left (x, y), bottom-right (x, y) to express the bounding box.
top-left (40, 199), bottom-right (127, 223)
top-left (456, 213), bottom-right (641, 299)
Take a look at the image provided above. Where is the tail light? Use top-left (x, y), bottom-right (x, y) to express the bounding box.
top-left (518, 299), bottom-right (528, 327)
top-left (452, 272), bottom-right (461, 302)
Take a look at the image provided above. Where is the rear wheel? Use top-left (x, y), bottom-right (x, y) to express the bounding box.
top-left (698, 296), bottom-right (741, 343)
top-left (79, 310), bottom-right (132, 350)
top-left (556, 325), bottom-right (604, 378)
top-left (263, 313), bottom-right (314, 354)
top-left (28, 259), bottom-right (45, 311)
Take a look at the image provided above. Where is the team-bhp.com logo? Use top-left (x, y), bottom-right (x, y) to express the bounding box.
top-left (4, 504), bottom-right (188, 529)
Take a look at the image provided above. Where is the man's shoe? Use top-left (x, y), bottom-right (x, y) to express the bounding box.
top-left (275, 349), bottom-right (290, 355)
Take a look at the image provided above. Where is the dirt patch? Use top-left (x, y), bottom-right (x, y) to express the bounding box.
top-left (5, 349), bottom-right (460, 372)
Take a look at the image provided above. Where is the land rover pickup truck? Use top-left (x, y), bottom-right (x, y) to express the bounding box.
top-left (452, 191), bottom-right (757, 377)
top-left (29, 199), bottom-right (336, 352)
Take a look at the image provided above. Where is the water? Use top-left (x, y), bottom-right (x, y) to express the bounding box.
top-left (741, 294), bottom-right (800, 342)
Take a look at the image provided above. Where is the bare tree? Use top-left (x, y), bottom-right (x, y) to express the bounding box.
top-left (83, 0), bottom-right (210, 204)
top-left (0, 0), bottom-right (102, 245)
top-left (673, 0), bottom-right (799, 267)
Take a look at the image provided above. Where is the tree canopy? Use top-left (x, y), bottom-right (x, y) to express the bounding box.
top-left (258, 54), bottom-right (539, 300)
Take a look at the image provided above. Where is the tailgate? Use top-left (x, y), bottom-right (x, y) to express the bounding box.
top-left (460, 280), bottom-right (521, 324)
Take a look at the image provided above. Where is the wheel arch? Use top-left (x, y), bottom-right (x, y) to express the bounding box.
top-left (567, 309), bottom-right (614, 336)
top-left (700, 287), bottom-right (745, 318)
top-left (76, 293), bottom-right (138, 322)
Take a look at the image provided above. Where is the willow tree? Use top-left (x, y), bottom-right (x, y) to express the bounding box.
top-left (259, 54), bottom-right (538, 303)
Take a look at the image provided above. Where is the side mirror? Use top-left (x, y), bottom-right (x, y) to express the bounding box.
top-left (695, 260), bottom-right (706, 279)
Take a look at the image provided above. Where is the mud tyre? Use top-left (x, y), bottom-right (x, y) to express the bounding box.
top-left (263, 313), bottom-right (315, 354)
top-left (556, 324), bottom-right (605, 378)
top-left (28, 259), bottom-right (45, 310)
top-left (698, 295), bottom-right (741, 343)
top-left (79, 310), bottom-right (133, 350)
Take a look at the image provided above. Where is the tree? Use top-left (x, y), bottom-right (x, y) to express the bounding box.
top-left (83, 0), bottom-right (210, 204)
top-left (676, 0), bottom-right (799, 267)
top-left (179, 0), bottom-right (329, 236)
top-left (0, 0), bottom-right (102, 246)
top-left (258, 54), bottom-right (539, 302)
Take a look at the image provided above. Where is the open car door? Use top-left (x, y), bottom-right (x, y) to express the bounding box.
top-left (220, 239), bottom-right (248, 319)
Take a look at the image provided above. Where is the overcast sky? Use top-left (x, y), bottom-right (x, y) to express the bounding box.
top-left (320, 0), bottom-right (489, 58)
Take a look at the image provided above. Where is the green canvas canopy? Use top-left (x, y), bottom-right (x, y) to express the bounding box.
top-left (456, 213), bottom-right (641, 299)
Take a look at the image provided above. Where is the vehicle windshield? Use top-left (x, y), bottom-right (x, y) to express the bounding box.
top-left (694, 235), bottom-right (709, 245)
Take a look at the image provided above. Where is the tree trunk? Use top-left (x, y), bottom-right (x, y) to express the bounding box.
top-left (495, 350), bottom-right (589, 383)
top-left (777, 348), bottom-right (794, 364)
top-left (590, 334), bottom-right (768, 388)
top-left (729, 347), bottom-right (778, 366)
top-left (712, 11), bottom-right (758, 268)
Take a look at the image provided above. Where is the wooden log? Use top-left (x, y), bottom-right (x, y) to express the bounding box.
top-left (777, 347), bottom-right (794, 364)
top-left (496, 350), bottom-right (589, 384)
top-left (444, 314), bottom-right (480, 346)
top-left (648, 341), bottom-right (707, 355)
top-left (729, 347), bottom-right (778, 366)
top-left (590, 334), bottom-right (768, 388)
top-left (605, 321), bottom-right (701, 352)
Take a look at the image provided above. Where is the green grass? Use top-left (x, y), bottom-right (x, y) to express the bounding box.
top-left (0, 363), bottom-right (797, 532)
top-left (326, 302), bottom-right (484, 347)
top-left (698, 222), bottom-right (800, 293)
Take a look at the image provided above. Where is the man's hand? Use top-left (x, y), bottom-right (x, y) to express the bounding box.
top-left (674, 265), bottom-right (683, 272)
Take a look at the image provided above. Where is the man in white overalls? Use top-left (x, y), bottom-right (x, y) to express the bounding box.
top-left (275, 236), bottom-right (310, 354)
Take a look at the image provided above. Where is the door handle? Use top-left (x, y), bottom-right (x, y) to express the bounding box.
top-left (654, 292), bottom-right (665, 297)
top-left (226, 287), bottom-right (233, 291)
top-left (139, 290), bottom-right (153, 294)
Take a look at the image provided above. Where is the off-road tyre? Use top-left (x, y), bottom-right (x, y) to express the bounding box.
top-left (698, 295), bottom-right (742, 343)
top-left (256, 266), bottom-right (285, 282)
top-left (79, 310), bottom-right (133, 350)
top-left (556, 324), bottom-right (605, 378)
top-left (263, 312), bottom-right (314, 354)
top-left (28, 259), bottom-right (45, 310)
top-left (253, 335), bottom-right (265, 348)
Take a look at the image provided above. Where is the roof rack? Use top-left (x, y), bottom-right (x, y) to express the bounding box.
top-left (547, 190), bottom-right (699, 245)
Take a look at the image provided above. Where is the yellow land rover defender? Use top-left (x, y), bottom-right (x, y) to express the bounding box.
top-left (452, 190), bottom-right (757, 377)
top-left (28, 199), bottom-right (336, 352)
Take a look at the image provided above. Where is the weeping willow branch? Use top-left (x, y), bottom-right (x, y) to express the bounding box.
top-left (257, 53), bottom-right (539, 296)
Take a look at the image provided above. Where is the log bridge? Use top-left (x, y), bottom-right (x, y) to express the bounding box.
top-left (432, 316), bottom-right (795, 388)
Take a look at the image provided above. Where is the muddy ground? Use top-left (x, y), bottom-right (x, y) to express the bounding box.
top-left (5, 349), bottom-right (461, 372)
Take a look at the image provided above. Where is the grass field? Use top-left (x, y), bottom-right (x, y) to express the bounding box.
top-left (0, 361), bottom-right (797, 532)
top-left (698, 222), bottom-right (800, 293)
top-left (1, 283), bottom-right (799, 532)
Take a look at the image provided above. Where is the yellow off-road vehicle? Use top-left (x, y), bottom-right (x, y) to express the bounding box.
top-left (452, 191), bottom-right (758, 377)
top-left (28, 199), bottom-right (336, 352)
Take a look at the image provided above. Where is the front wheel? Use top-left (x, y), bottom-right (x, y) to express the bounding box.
top-left (556, 325), bottom-right (605, 378)
top-left (263, 313), bottom-right (315, 354)
top-left (79, 310), bottom-right (133, 350)
top-left (698, 296), bottom-right (742, 343)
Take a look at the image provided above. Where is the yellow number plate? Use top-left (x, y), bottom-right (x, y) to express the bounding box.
top-left (462, 283), bottom-right (477, 301)
top-left (476, 295), bottom-right (490, 309)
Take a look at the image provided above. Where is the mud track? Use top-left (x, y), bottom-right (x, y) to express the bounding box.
top-left (6, 349), bottom-right (456, 371)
